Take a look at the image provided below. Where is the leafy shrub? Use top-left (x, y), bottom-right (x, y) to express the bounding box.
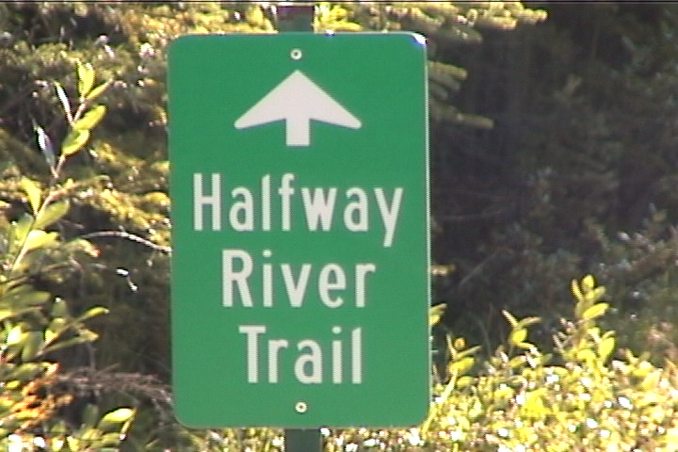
top-left (324, 275), bottom-right (678, 452)
top-left (0, 60), bottom-right (144, 451)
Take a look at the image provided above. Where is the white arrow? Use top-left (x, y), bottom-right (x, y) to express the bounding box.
top-left (234, 70), bottom-right (361, 147)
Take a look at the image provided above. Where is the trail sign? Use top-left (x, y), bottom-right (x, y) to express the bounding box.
top-left (169, 32), bottom-right (430, 428)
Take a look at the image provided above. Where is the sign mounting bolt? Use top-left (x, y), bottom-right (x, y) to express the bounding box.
top-left (295, 401), bottom-right (308, 413)
top-left (290, 48), bottom-right (303, 60)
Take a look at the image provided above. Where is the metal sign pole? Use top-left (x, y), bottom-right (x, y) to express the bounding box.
top-left (276, 2), bottom-right (321, 448)
top-left (279, 7), bottom-right (322, 447)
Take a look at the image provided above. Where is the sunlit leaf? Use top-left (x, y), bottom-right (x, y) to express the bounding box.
top-left (516, 316), bottom-right (541, 329)
top-left (45, 318), bottom-right (67, 344)
top-left (510, 328), bottom-right (527, 346)
top-left (54, 81), bottom-right (72, 121)
top-left (85, 79), bottom-right (113, 102)
top-left (598, 335), bottom-right (615, 362)
top-left (76, 306), bottom-right (110, 322)
top-left (584, 286), bottom-right (606, 304)
top-left (6, 325), bottom-right (22, 345)
top-left (61, 129), bottom-right (90, 156)
top-left (581, 302), bottom-right (609, 321)
top-left (33, 123), bottom-right (55, 170)
top-left (502, 310), bottom-right (518, 328)
top-left (100, 407), bottom-right (135, 424)
top-left (428, 303), bottom-right (446, 325)
top-left (582, 274), bottom-right (596, 291)
top-left (571, 278), bottom-right (584, 303)
top-left (8, 214), bottom-right (33, 254)
top-left (449, 356), bottom-right (474, 376)
top-left (21, 331), bottom-right (44, 361)
top-left (34, 200), bottom-right (70, 230)
top-left (576, 348), bottom-right (596, 363)
top-left (43, 332), bottom-right (99, 354)
top-left (77, 61), bottom-right (95, 98)
top-left (20, 177), bottom-right (41, 214)
top-left (24, 230), bottom-right (58, 251)
top-left (73, 105), bottom-right (106, 131)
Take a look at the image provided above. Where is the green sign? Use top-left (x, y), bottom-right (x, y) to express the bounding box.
top-left (169, 32), bottom-right (430, 428)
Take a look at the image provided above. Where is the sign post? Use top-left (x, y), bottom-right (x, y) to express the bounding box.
top-left (278, 6), bottom-right (323, 451)
top-left (169, 23), bottom-right (430, 432)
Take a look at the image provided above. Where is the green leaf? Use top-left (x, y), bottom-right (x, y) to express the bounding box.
top-left (34, 200), bottom-right (70, 230)
top-left (45, 318), bottom-right (67, 344)
top-left (576, 348), bottom-right (597, 363)
top-left (510, 328), bottom-right (528, 346)
top-left (77, 61), bottom-right (95, 98)
top-left (73, 105), bottom-right (106, 131)
top-left (85, 80), bottom-right (112, 102)
top-left (54, 81), bottom-right (72, 121)
top-left (76, 306), bottom-right (110, 322)
top-left (43, 333), bottom-right (98, 354)
top-left (0, 307), bottom-right (40, 323)
top-left (61, 129), bottom-right (90, 156)
top-left (449, 356), bottom-right (474, 376)
top-left (428, 303), bottom-right (446, 325)
top-left (581, 302), bottom-right (609, 321)
top-left (502, 310), bottom-right (518, 328)
top-left (50, 298), bottom-right (70, 318)
top-left (20, 178), bottom-right (41, 214)
top-left (6, 325), bottom-right (22, 345)
top-left (598, 335), bottom-right (615, 362)
top-left (21, 331), bottom-right (44, 361)
top-left (517, 316), bottom-right (541, 329)
top-left (100, 407), bottom-right (135, 424)
top-left (8, 363), bottom-right (43, 381)
top-left (0, 287), bottom-right (51, 308)
top-left (33, 123), bottom-right (56, 169)
top-left (82, 404), bottom-right (100, 429)
top-left (24, 230), bottom-right (58, 251)
top-left (8, 214), bottom-right (34, 254)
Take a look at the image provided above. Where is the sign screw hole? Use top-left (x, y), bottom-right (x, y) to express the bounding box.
top-left (290, 48), bottom-right (303, 60)
top-left (295, 401), bottom-right (308, 413)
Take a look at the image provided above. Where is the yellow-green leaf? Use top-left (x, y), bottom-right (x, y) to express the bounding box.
top-left (582, 274), bottom-right (596, 291)
top-left (85, 79), bottom-right (112, 102)
top-left (576, 348), bottom-right (596, 363)
top-left (581, 302), bottom-right (609, 321)
top-left (429, 303), bottom-right (446, 325)
top-left (34, 200), bottom-right (69, 230)
top-left (449, 356), bottom-right (474, 376)
top-left (20, 178), bottom-right (41, 214)
top-left (54, 81), bottom-right (72, 121)
top-left (598, 335), bottom-right (615, 361)
top-left (100, 407), bottom-right (135, 424)
top-left (571, 278), bottom-right (584, 303)
top-left (502, 310), bottom-right (518, 328)
top-left (77, 306), bottom-right (110, 322)
top-left (21, 331), bottom-right (44, 361)
top-left (61, 129), bottom-right (90, 156)
top-left (456, 376), bottom-right (473, 388)
top-left (6, 325), bottom-right (23, 345)
top-left (77, 61), bottom-right (95, 98)
top-left (517, 316), bottom-right (541, 329)
top-left (24, 230), bottom-right (58, 251)
top-left (584, 286), bottom-right (606, 304)
top-left (510, 328), bottom-right (528, 346)
top-left (73, 105), bottom-right (106, 131)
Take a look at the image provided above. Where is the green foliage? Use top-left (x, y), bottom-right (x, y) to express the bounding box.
top-left (0, 60), bottom-right (138, 450)
top-left (326, 276), bottom-right (678, 451)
